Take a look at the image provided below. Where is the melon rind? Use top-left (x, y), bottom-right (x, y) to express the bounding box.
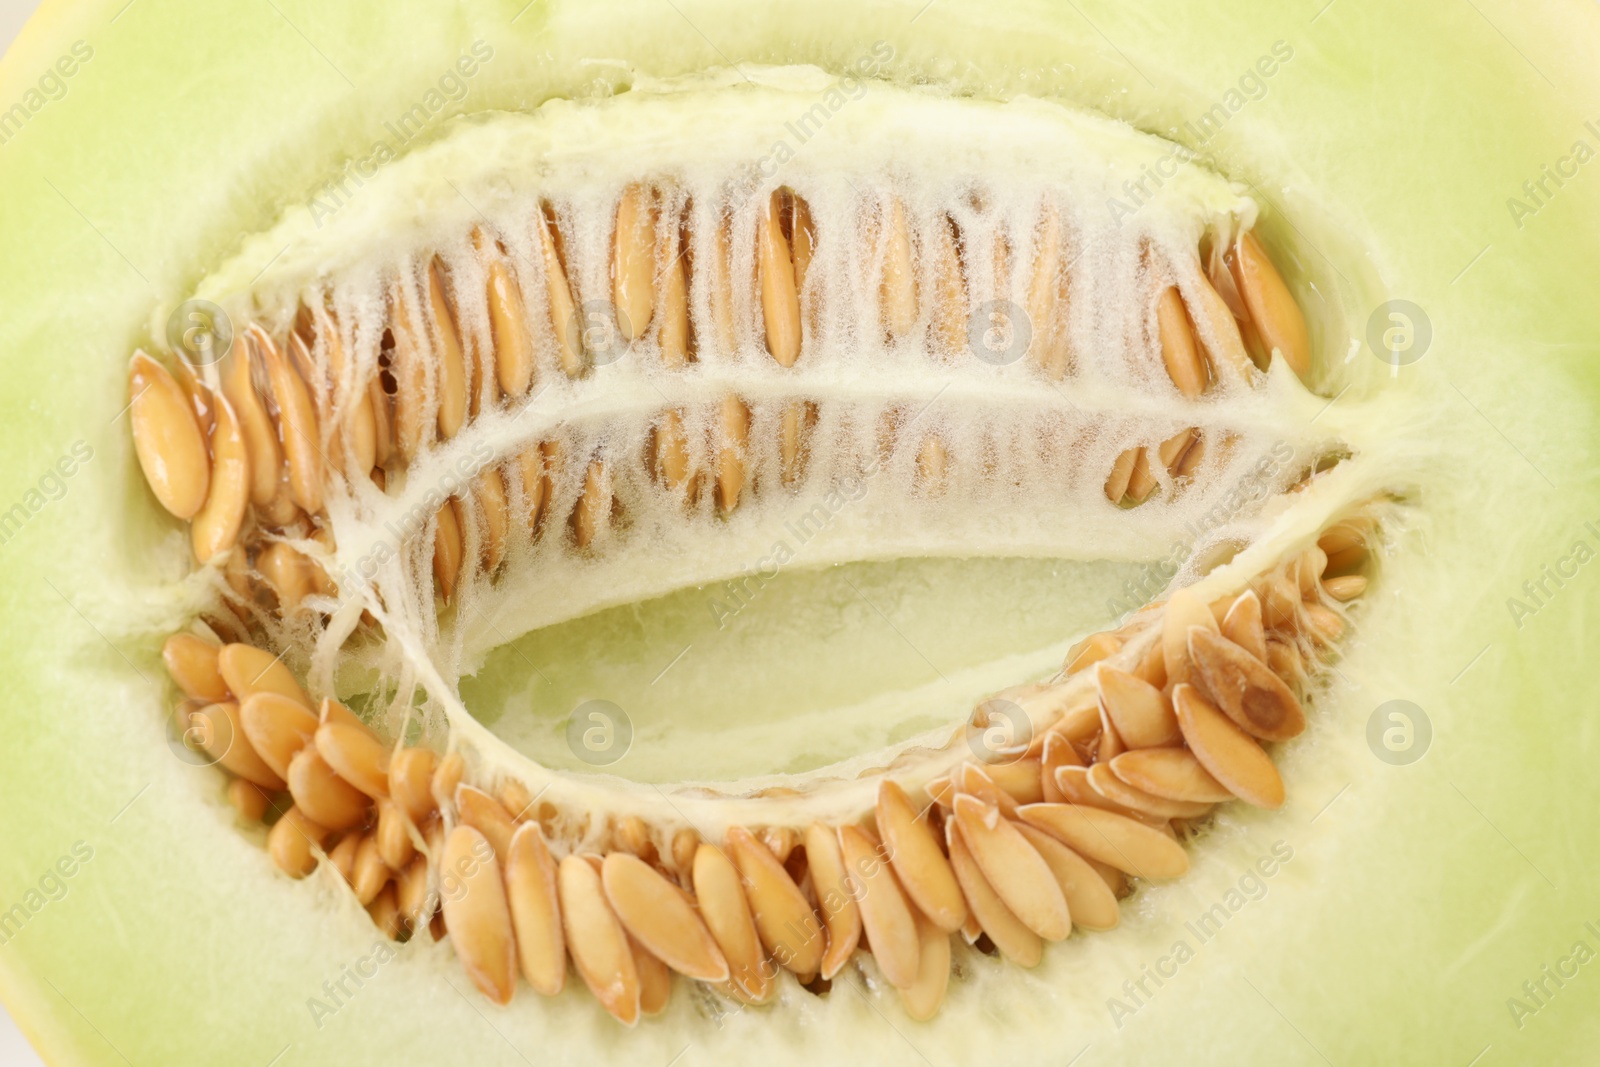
top-left (0, 0), bottom-right (1598, 1065)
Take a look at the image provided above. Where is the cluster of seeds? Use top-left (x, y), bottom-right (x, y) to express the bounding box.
top-left (161, 514), bottom-right (1370, 1023)
top-left (128, 82), bottom-right (1351, 1024)
top-left (128, 176), bottom-right (1311, 653)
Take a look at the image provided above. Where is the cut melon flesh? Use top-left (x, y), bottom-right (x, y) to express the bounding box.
top-left (1, 0), bottom-right (1598, 1065)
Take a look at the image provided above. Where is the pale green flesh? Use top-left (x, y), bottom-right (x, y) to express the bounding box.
top-left (463, 555), bottom-right (1137, 780)
top-left (1, 1), bottom-right (1599, 1066)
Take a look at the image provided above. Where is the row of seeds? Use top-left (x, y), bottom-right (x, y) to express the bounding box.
top-left (128, 188), bottom-right (1312, 616)
top-left (160, 516), bottom-right (1369, 1023)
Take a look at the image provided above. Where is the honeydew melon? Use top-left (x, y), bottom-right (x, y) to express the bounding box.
top-left (0, 0), bottom-right (1597, 1064)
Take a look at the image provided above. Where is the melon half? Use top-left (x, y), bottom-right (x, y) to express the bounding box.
top-left (0, 0), bottom-right (1598, 1064)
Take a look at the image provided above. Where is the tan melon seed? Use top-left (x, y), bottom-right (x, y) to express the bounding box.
top-left (499, 780), bottom-right (535, 824)
top-left (1266, 639), bottom-right (1304, 685)
top-left (715, 395), bottom-right (750, 513)
top-left (1297, 545), bottom-right (1330, 598)
top-left (514, 444), bottom-right (550, 534)
top-left (951, 794), bottom-right (1071, 941)
top-left (803, 823), bottom-right (861, 980)
top-left (535, 205), bottom-right (585, 379)
top-left (657, 217), bottom-right (689, 366)
top-left (505, 822), bottom-right (565, 996)
top-left (387, 274), bottom-right (433, 460)
top-left (1051, 765), bottom-right (1155, 823)
top-left (1158, 426), bottom-right (1197, 479)
top-left (1157, 286), bottom-right (1206, 399)
top-left (1104, 446), bottom-right (1138, 503)
top-left (471, 468), bottom-right (510, 573)
top-left (128, 351), bottom-right (210, 519)
top-left (759, 826), bottom-right (797, 864)
top-left (257, 330), bottom-right (324, 515)
top-left (611, 814), bottom-right (652, 858)
top-left (1017, 802), bottom-right (1190, 880)
top-left (268, 805), bottom-right (331, 878)
top-left (456, 784), bottom-right (517, 859)
top-left (218, 643), bottom-right (309, 707)
top-left (1230, 230), bottom-right (1310, 380)
top-left (309, 302), bottom-right (378, 477)
top-left (1085, 761), bottom-right (1213, 821)
top-left (189, 701), bottom-right (284, 790)
top-left (318, 697), bottom-right (370, 734)
top-left (257, 541), bottom-right (315, 611)
top-left (1026, 203), bottom-right (1066, 378)
top-left (257, 468), bottom-right (303, 530)
top-left (959, 907), bottom-right (983, 946)
top-left (1162, 586), bottom-right (1219, 687)
top-left (1110, 747), bottom-right (1235, 804)
top-left (218, 336), bottom-right (282, 508)
top-left (876, 781), bottom-right (968, 934)
top-left (1175, 430), bottom-right (1209, 477)
top-left (1316, 518), bottom-right (1370, 555)
top-left (983, 758), bottom-right (1046, 806)
top-left (611, 183), bottom-right (657, 341)
top-left (944, 818), bottom-right (1042, 967)
top-left (878, 195), bottom-right (919, 342)
top-left (667, 829), bottom-right (699, 882)
top-left (1187, 627), bottom-right (1307, 742)
top-left (286, 746), bottom-right (370, 831)
top-left (786, 189), bottom-right (816, 294)
top-left (1039, 734), bottom-right (1081, 804)
top-left (1096, 664), bottom-right (1182, 749)
top-left (396, 853), bottom-right (433, 931)
top-left (431, 751), bottom-right (465, 811)
top-left (170, 356), bottom-right (214, 440)
top-left (837, 824), bottom-right (921, 989)
top-left (368, 884), bottom-right (403, 940)
top-left (162, 633), bottom-right (229, 703)
top-left (316, 720), bottom-right (391, 800)
top-left (1303, 603), bottom-right (1346, 643)
top-left (1260, 573), bottom-right (1303, 630)
top-left (1323, 574), bottom-right (1368, 601)
top-left (441, 826), bottom-right (517, 1007)
top-left (326, 832), bottom-right (361, 887)
top-left (651, 409), bottom-right (693, 490)
top-left (1095, 699), bottom-right (1126, 763)
top-left (190, 397), bottom-right (250, 563)
top-left (239, 691), bottom-right (318, 780)
top-left (560, 854), bottom-right (642, 1025)
top-left (758, 189), bottom-right (802, 366)
top-left (724, 825), bottom-right (824, 979)
top-left (375, 799), bottom-right (415, 870)
top-left (706, 212), bottom-right (738, 354)
top-left (929, 214), bottom-right (968, 356)
top-left (422, 259), bottom-right (468, 439)
top-left (226, 778), bottom-right (270, 822)
top-left (632, 935), bottom-right (673, 1016)
top-left (955, 762), bottom-right (1021, 820)
top-left (477, 236), bottom-right (536, 398)
top-left (1126, 447), bottom-right (1157, 504)
top-left (431, 497), bottom-right (464, 603)
top-left (1065, 631), bottom-right (1122, 673)
top-left (1221, 589), bottom-right (1269, 663)
top-left (389, 747), bottom-right (439, 825)
top-left (1012, 822), bottom-right (1120, 932)
top-left (915, 436), bottom-right (949, 494)
top-left (602, 852), bottom-right (729, 983)
top-left (897, 911), bottom-right (952, 1022)
top-left (1174, 683), bottom-right (1286, 810)
top-left (568, 458), bottom-right (611, 549)
top-left (352, 834), bottom-right (392, 906)
top-left (692, 843), bottom-right (768, 1000)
